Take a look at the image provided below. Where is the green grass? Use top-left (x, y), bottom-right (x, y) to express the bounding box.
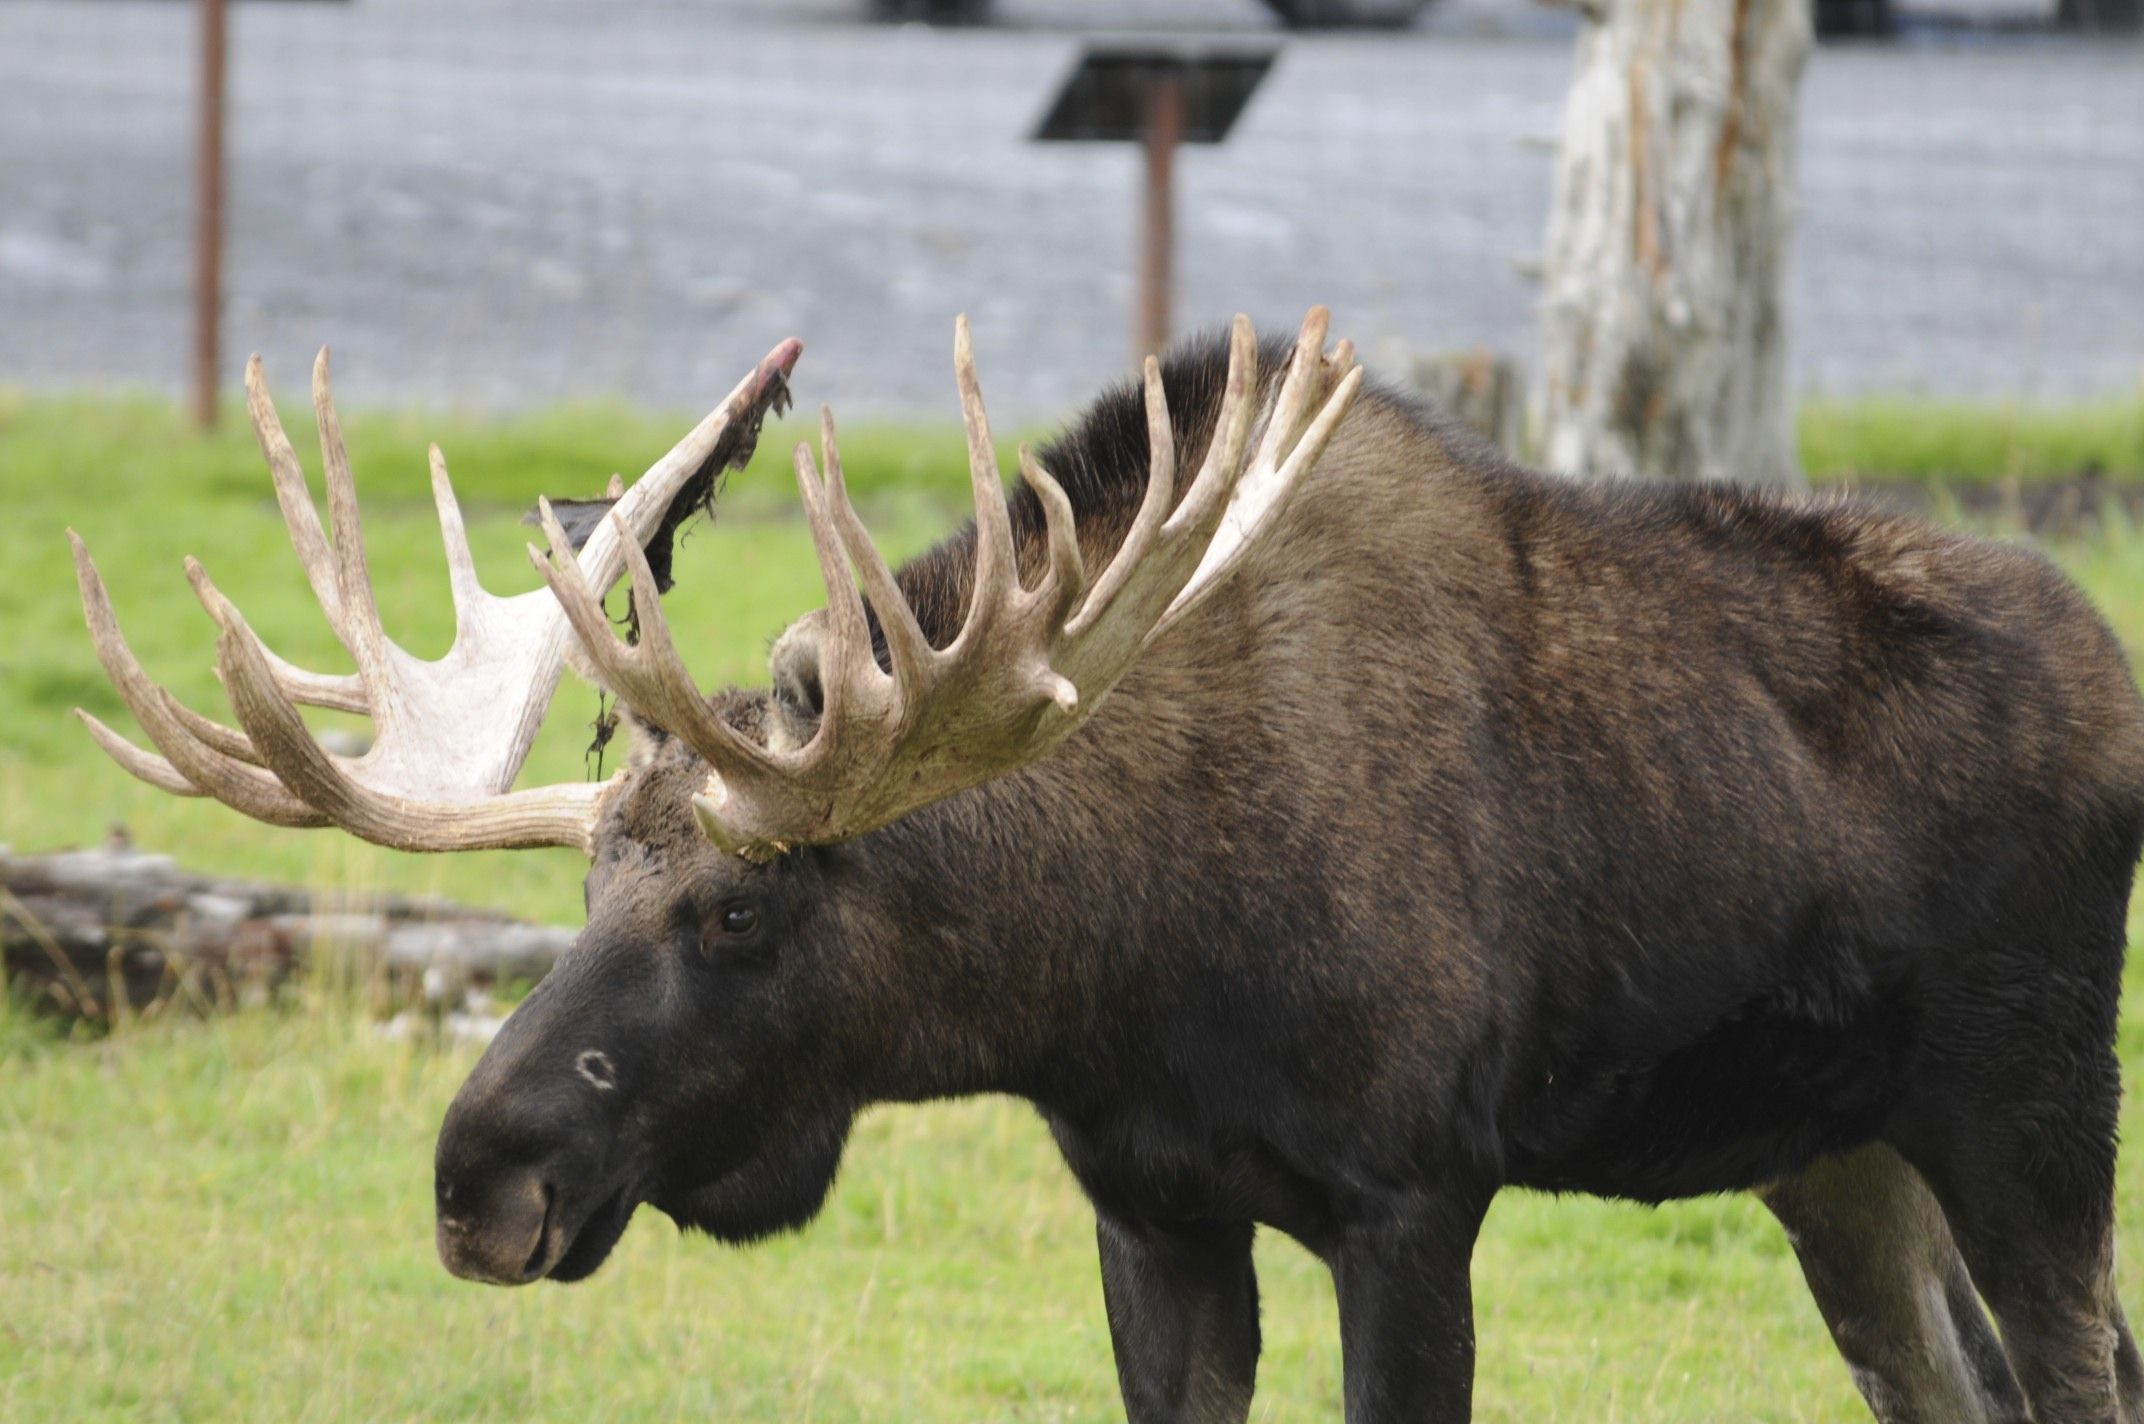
top-left (5, 939), bottom-right (2143, 1423)
top-left (1799, 393), bottom-right (2144, 484)
top-left (5, 389), bottom-right (2144, 1421)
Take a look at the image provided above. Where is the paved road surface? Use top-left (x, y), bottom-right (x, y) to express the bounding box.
top-left (2, 0), bottom-right (2138, 420)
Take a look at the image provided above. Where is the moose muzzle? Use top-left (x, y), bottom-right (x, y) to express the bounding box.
top-left (434, 1075), bottom-right (642, 1286)
top-left (434, 1161), bottom-right (556, 1285)
top-left (433, 969), bottom-right (645, 1285)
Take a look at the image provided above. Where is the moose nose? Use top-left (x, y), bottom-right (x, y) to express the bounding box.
top-left (435, 1168), bottom-right (556, 1285)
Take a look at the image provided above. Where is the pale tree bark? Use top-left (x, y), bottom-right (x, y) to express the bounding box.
top-left (1537, 0), bottom-right (1813, 486)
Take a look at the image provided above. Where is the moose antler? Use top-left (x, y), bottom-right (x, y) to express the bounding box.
top-left (73, 338), bottom-right (803, 852)
top-left (533, 308), bottom-right (1362, 861)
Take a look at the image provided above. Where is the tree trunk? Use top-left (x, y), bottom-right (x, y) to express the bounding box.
top-left (1537, 0), bottom-right (1812, 486)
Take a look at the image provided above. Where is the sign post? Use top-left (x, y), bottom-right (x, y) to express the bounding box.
top-left (1035, 47), bottom-right (1276, 363)
top-left (192, 0), bottom-right (228, 429)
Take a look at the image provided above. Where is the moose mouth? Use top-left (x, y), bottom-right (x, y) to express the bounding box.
top-left (541, 1182), bottom-right (638, 1283)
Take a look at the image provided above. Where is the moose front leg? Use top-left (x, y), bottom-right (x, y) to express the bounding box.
top-left (1096, 1212), bottom-right (1261, 1424)
top-left (1333, 1192), bottom-right (1489, 1422)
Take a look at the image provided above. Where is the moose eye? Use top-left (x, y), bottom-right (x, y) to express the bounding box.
top-left (696, 899), bottom-right (767, 959)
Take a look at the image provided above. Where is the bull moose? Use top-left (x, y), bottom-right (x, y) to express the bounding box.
top-left (72, 312), bottom-right (2144, 1421)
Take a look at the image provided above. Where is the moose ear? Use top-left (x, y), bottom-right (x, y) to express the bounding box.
top-left (766, 611), bottom-right (828, 755)
top-left (615, 702), bottom-right (672, 771)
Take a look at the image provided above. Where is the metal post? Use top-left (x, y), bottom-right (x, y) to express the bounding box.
top-left (1137, 70), bottom-right (1184, 363)
top-left (192, 0), bottom-right (227, 429)
top-left (1035, 48), bottom-right (1272, 365)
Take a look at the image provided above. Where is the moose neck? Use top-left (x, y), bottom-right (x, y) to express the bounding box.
top-left (811, 338), bottom-right (1306, 1115)
top-left (831, 642), bottom-right (1250, 1118)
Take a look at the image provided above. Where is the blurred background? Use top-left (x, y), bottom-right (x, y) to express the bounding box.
top-left (3, 0), bottom-right (2139, 421)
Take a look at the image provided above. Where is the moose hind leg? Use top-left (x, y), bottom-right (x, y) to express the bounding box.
top-left (2115, 1306), bottom-right (2144, 1424)
top-left (1760, 1143), bottom-right (2028, 1424)
top-left (1914, 1143), bottom-right (2139, 1424)
top-left (1896, 967), bottom-right (2141, 1424)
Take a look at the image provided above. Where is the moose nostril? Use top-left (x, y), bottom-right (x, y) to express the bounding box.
top-left (516, 1180), bottom-right (557, 1283)
top-left (575, 1050), bottom-right (617, 1091)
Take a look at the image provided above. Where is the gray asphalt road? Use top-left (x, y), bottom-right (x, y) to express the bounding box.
top-left (1, 0), bottom-right (2139, 421)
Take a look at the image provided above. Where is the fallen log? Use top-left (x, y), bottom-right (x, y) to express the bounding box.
top-left (1, 842), bottom-right (574, 1021)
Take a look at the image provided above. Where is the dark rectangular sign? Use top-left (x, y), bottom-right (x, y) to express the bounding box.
top-left (1033, 47), bottom-right (1279, 145)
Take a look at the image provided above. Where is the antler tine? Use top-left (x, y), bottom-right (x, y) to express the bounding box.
top-left (148, 687), bottom-right (334, 828)
top-left (532, 498), bottom-right (622, 662)
top-left (428, 443), bottom-right (483, 619)
top-left (70, 532), bottom-right (332, 827)
top-left (1327, 339), bottom-right (1357, 388)
top-left (1249, 306), bottom-right (1331, 475)
top-left (817, 409), bottom-right (936, 689)
top-left (241, 651), bottom-right (368, 714)
top-left (1017, 443), bottom-right (1085, 620)
top-left (314, 348), bottom-right (395, 694)
top-left (792, 444), bottom-right (873, 659)
top-left (245, 355), bottom-right (343, 628)
top-left (240, 353), bottom-right (373, 714)
top-left (235, 346), bottom-right (502, 718)
top-left (74, 710), bottom-right (201, 797)
top-left (1162, 314), bottom-right (1262, 543)
top-left (74, 545), bottom-right (268, 774)
top-left (619, 515), bottom-right (786, 776)
top-left (161, 686), bottom-right (263, 764)
top-left (192, 560), bottom-right (360, 816)
top-left (792, 442), bottom-right (882, 741)
top-left (1061, 316), bottom-right (1258, 657)
top-left (71, 530), bottom-right (236, 773)
top-left (1067, 356), bottom-right (1176, 641)
top-left (953, 315), bottom-right (1019, 612)
top-left (528, 504), bottom-right (781, 783)
top-left (1158, 319), bottom-right (1363, 635)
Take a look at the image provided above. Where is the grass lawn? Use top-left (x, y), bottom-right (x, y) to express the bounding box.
top-left (1797, 393), bottom-right (2144, 485)
top-left (4, 387), bottom-right (2144, 1421)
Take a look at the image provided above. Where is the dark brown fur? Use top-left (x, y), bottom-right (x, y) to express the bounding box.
top-left (437, 336), bottom-right (2144, 1423)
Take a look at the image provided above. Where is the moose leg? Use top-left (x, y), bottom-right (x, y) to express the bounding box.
top-left (1896, 983), bottom-right (2140, 1424)
top-left (2116, 1309), bottom-right (2144, 1423)
top-left (1332, 1191), bottom-right (1488, 1422)
top-left (1758, 1143), bottom-right (2028, 1423)
top-left (1096, 1213), bottom-right (1261, 1424)
top-left (1919, 1164), bottom-right (2140, 1424)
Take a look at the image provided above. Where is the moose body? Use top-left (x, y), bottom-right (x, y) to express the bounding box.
top-left (78, 320), bottom-right (2144, 1420)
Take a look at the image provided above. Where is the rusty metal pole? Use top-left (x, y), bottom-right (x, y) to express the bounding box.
top-left (191, 0), bottom-right (228, 429)
top-left (1136, 69), bottom-right (1184, 363)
